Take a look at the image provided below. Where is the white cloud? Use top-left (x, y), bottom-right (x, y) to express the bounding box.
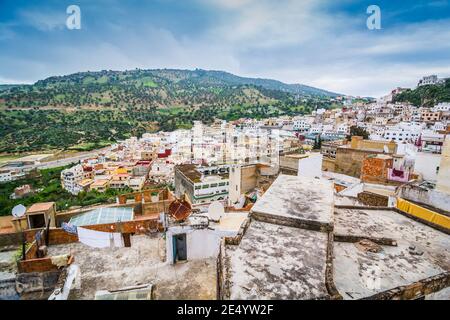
top-left (2, 0), bottom-right (450, 98)
top-left (19, 9), bottom-right (66, 31)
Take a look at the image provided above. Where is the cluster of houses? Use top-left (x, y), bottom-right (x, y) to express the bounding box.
top-left (1, 75), bottom-right (450, 300)
top-left (60, 120), bottom-right (302, 195)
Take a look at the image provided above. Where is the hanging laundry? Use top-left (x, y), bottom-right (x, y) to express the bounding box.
top-left (77, 227), bottom-right (124, 248)
top-left (62, 222), bottom-right (78, 235)
top-left (113, 233), bottom-right (124, 248)
top-left (77, 227), bottom-right (111, 248)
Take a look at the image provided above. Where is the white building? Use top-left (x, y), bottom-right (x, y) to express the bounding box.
top-left (382, 122), bottom-right (423, 143)
top-left (433, 102), bottom-right (450, 112)
top-left (0, 170), bottom-right (12, 183)
top-left (128, 176), bottom-right (146, 191)
top-left (418, 75), bottom-right (445, 87)
top-left (336, 123), bottom-right (350, 135)
top-left (293, 118), bottom-right (311, 132)
top-left (309, 124), bottom-right (323, 134)
top-left (61, 164), bottom-right (84, 195)
top-left (193, 175), bottom-right (229, 204)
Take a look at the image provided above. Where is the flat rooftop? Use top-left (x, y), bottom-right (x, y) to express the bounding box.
top-left (333, 208), bottom-right (450, 299)
top-left (27, 202), bottom-right (54, 213)
top-left (47, 235), bottom-right (217, 300)
top-left (225, 220), bottom-right (329, 299)
top-left (211, 212), bottom-right (249, 237)
top-left (176, 164), bottom-right (202, 182)
top-left (251, 174), bottom-right (334, 227)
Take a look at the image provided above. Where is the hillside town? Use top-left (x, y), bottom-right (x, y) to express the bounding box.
top-left (0, 76), bottom-right (449, 301)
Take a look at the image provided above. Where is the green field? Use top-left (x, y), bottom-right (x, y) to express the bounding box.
top-left (68, 141), bottom-right (112, 151)
top-left (0, 155), bottom-right (22, 165)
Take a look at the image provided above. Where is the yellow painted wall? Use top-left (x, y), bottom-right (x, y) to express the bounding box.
top-left (397, 198), bottom-right (450, 230)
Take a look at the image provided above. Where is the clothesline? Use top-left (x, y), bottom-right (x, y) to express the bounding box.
top-left (77, 227), bottom-right (124, 248)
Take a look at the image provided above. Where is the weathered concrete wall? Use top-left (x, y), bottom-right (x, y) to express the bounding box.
top-left (325, 232), bottom-right (342, 300)
top-left (361, 272), bottom-right (450, 300)
top-left (350, 136), bottom-right (397, 153)
top-left (251, 211), bottom-right (333, 233)
top-left (142, 199), bottom-right (173, 215)
top-left (357, 191), bottom-right (389, 207)
top-left (241, 165), bottom-right (258, 194)
top-left (400, 185), bottom-right (450, 216)
top-left (0, 232), bottom-right (22, 247)
top-left (16, 271), bottom-right (61, 294)
top-left (228, 165), bottom-right (241, 205)
top-left (322, 157), bottom-right (336, 172)
top-left (0, 276), bottom-right (18, 300)
top-left (335, 148), bottom-right (383, 178)
top-left (174, 169), bottom-right (194, 202)
top-left (414, 152), bottom-right (441, 182)
top-left (224, 218), bottom-right (251, 245)
top-left (18, 256), bottom-right (71, 273)
top-left (216, 240), bottom-right (225, 300)
top-left (279, 167), bottom-right (297, 176)
top-left (280, 155), bottom-right (300, 172)
top-left (166, 228), bottom-right (221, 263)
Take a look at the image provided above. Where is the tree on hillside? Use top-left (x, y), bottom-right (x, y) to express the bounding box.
top-left (347, 126), bottom-right (369, 140)
top-left (313, 135), bottom-right (322, 150)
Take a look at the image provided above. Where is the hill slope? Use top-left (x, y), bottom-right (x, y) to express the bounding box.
top-left (393, 79), bottom-right (450, 107)
top-left (0, 69), bottom-right (343, 153)
top-left (0, 69), bottom-right (339, 110)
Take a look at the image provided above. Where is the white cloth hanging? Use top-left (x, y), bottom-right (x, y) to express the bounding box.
top-left (113, 232), bottom-right (124, 248)
top-left (77, 227), bottom-right (123, 248)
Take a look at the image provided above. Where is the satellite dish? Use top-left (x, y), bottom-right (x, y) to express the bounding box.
top-left (12, 204), bottom-right (26, 218)
top-left (208, 201), bottom-right (224, 222)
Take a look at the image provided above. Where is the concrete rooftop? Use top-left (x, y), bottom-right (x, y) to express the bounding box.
top-left (334, 208), bottom-right (450, 299)
top-left (251, 174), bottom-right (334, 227)
top-left (225, 220), bottom-right (329, 299)
top-left (47, 234), bottom-right (217, 300)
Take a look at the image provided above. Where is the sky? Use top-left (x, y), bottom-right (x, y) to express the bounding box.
top-left (1, 0), bottom-right (450, 97)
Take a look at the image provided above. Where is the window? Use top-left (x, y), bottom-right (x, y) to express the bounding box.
top-left (210, 183), bottom-right (218, 188)
top-left (202, 184), bottom-right (209, 189)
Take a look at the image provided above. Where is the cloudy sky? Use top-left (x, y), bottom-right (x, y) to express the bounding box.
top-left (1, 0), bottom-right (450, 97)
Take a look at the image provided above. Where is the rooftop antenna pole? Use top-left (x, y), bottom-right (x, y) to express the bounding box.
top-left (45, 216), bottom-right (51, 247)
top-left (21, 227), bottom-right (26, 261)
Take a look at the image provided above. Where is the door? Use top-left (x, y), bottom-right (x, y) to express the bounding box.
top-left (173, 234), bottom-right (187, 262)
top-left (29, 214), bottom-right (46, 229)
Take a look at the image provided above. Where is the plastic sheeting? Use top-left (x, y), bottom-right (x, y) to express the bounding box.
top-left (397, 198), bottom-right (450, 229)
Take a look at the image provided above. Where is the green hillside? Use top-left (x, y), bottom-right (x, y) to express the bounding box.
top-left (0, 69), bottom-right (342, 153)
top-left (393, 79), bottom-right (450, 107)
top-left (0, 69), bottom-right (339, 110)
